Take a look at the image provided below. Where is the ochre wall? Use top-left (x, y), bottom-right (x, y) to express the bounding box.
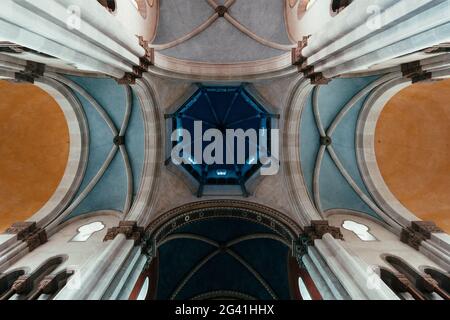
top-left (0, 80), bottom-right (69, 232)
top-left (375, 79), bottom-right (450, 233)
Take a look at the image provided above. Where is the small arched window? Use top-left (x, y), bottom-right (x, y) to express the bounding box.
top-left (331, 0), bottom-right (352, 14)
top-left (342, 220), bottom-right (377, 241)
top-left (386, 256), bottom-right (450, 300)
top-left (70, 221), bottom-right (105, 242)
top-left (97, 0), bottom-right (117, 13)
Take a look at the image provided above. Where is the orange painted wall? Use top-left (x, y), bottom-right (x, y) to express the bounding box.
top-left (375, 79), bottom-right (450, 233)
top-left (0, 80), bottom-right (69, 232)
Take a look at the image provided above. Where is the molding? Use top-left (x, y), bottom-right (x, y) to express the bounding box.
top-left (150, 52), bottom-right (295, 81)
top-left (125, 74), bottom-right (163, 227)
top-left (145, 200), bottom-right (303, 247)
top-left (356, 76), bottom-right (418, 227)
top-left (283, 77), bottom-right (323, 226)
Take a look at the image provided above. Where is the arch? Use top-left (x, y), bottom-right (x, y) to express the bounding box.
top-left (283, 78), bottom-right (321, 226)
top-left (135, 200), bottom-right (304, 300)
top-left (0, 74), bottom-right (89, 232)
top-left (384, 255), bottom-right (450, 300)
top-left (374, 79), bottom-right (450, 233)
top-left (125, 74), bottom-right (162, 227)
top-left (378, 267), bottom-right (420, 300)
top-left (0, 80), bottom-right (68, 231)
top-left (0, 255), bottom-right (67, 300)
top-left (97, 0), bottom-right (117, 13)
top-left (330, 0), bottom-right (353, 16)
top-left (191, 291), bottom-right (257, 300)
top-left (357, 70), bottom-right (450, 228)
top-left (145, 200), bottom-right (303, 244)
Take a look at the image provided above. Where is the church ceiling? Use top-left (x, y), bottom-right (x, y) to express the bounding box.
top-left (63, 76), bottom-right (145, 219)
top-left (300, 76), bottom-right (383, 219)
top-left (156, 217), bottom-right (291, 300)
top-left (170, 85), bottom-right (274, 196)
top-left (152, 0), bottom-right (294, 63)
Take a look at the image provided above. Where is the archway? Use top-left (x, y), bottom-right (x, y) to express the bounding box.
top-left (0, 80), bottom-right (69, 232)
top-left (132, 200), bottom-right (320, 300)
top-left (375, 79), bottom-right (450, 233)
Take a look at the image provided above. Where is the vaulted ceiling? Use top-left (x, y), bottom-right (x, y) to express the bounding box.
top-left (0, 80), bottom-right (69, 232)
top-left (156, 217), bottom-right (292, 300)
top-left (376, 79), bottom-right (450, 233)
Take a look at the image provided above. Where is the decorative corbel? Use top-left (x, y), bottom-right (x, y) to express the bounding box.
top-left (401, 61), bottom-right (433, 84)
top-left (292, 36), bottom-right (331, 85)
top-left (294, 220), bottom-right (344, 266)
top-left (304, 220), bottom-right (344, 241)
top-left (292, 36), bottom-right (309, 67)
top-left (400, 221), bottom-right (444, 250)
top-left (117, 36), bottom-right (155, 85)
top-left (14, 61), bottom-right (46, 84)
top-left (5, 222), bottom-right (47, 252)
top-left (103, 221), bottom-right (145, 245)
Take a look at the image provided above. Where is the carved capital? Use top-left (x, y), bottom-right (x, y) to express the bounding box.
top-left (401, 61), bottom-right (433, 84)
top-left (308, 73), bottom-right (331, 85)
top-left (401, 221), bottom-right (443, 250)
top-left (14, 61), bottom-right (46, 84)
top-left (38, 275), bottom-right (58, 294)
top-left (411, 221), bottom-right (444, 238)
top-left (400, 228), bottom-right (425, 250)
top-left (117, 36), bottom-right (154, 85)
top-left (304, 220), bottom-right (344, 241)
top-left (138, 36), bottom-right (155, 71)
top-left (294, 221), bottom-right (343, 265)
top-left (6, 222), bottom-right (37, 239)
top-left (5, 222), bottom-right (47, 251)
top-left (12, 275), bottom-right (32, 295)
top-left (104, 221), bottom-right (145, 245)
top-left (117, 73), bottom-right (137, 85)
top-left (292, 36), bottom-right (309, 66)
